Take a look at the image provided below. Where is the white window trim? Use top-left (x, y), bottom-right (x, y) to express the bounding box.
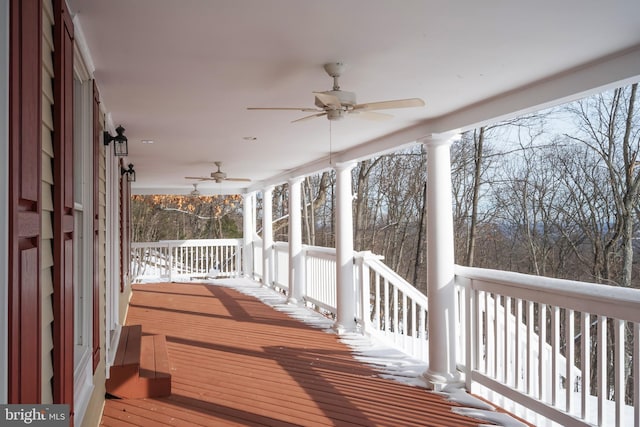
top-left (105, 113), bottom-right (122, 375)
top-left (72, 47), bottom-right (94, 425)
top-left (0, 0), bottom-right (9, 405)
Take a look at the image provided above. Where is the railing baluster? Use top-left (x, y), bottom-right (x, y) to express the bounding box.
top-left (402, 291), bottom-right (407, 339)
top-left (481, 292), bottom-right (490, 374)
top-left (419, 302), bottom-right (426, 340)
top-left (539, 303), bottom-right (547, 402)
top-left (634, 322), bottom-right (639, 427)
top-left (615, 318), bottom-right (624, 425)
top-left (581, 312), bottom-right (591, 421)
top-left (566, 308), bottom-right (575, 413)
top-left (411, 299), bottom-right (417, 354)
top-left (552, 305), bottom-right (559, 406)
top-left (456, 286), bottom-right (464, 367)
top-left (384, 278), bottom-right (390, 333)
top-left (466, 282), bottom-right (475, 390)
top-left (526, 300), bottom-right (534, 396)
top-left (393, 284), bottom-right (399, 336)
top-left (494, 293), bottom-right (499, 380)
top-left (598, 315), bottom-right (607, 426)
top-left (504, 296), bottom-right (511, 385)
top-left (516, 298), bottom-right (523, 391)
top-left (374, 272), bottom-right (380, 330)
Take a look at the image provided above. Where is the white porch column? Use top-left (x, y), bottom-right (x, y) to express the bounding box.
top-left (242, 192), bottom-right (256, 278)
top-left (422, 134), bottom-right (460, 390)
top-left (262, 186), bottom-right (274, 287)
top-left (287, 177), bottom-right (305, 304)
top-left (333, 161), bottom-right (357, 333)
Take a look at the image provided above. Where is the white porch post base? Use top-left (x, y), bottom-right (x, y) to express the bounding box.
top-left (287, 177), bottom-right (305, 305)
top-left (420, 134), bottom-right (461, 390)
top-left (333, 162), bottom-right (358, 334)
top-left (423, 369), bottom-right (463, 392)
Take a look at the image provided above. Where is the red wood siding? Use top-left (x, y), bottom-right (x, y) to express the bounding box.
top-left (52, 0), bottom-right (74, 416)
top-left (8, 0), bottom-right (43, 404)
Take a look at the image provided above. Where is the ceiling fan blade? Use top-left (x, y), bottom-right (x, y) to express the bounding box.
top-left (185, 176), bottom-right (215, 181)
top-left (349, 111), bottom-right (394, 121)
top-left (291, 112), bottom-right (327, 123)
top-left (313, 92), bottom-right (342, 109)
top-left (352, 97), bottom-right (425, 112)
top-left (225, 178), bottom-right (251, 182)
top-left (247, 107), bottom-right (321, 112)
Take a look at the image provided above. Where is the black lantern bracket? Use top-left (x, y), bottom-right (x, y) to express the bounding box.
top-left (121, 163), bottom-right (136, 182)
top-left (104, 125), bottom-right (128, 156)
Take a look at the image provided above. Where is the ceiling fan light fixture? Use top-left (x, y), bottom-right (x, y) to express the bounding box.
top-left (327, 109), bottom-right (345, 121)
top-left (190, 183), bottom-right (201, 197)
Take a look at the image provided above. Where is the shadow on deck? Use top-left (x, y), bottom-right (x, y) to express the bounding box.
top-left (100, 281), bottom-right (498, 426)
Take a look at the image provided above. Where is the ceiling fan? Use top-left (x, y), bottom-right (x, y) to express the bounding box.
top-left (185, 161), bottom-right (251, 184)
top-left (247, 62), bottom-right (425, 123)
top-left (189, 183), bottom-right (201, 197)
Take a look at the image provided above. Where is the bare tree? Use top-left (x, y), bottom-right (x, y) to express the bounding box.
top-left (565, 83), bottom-right (640, 287)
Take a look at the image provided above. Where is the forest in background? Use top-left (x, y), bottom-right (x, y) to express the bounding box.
top-left (132, 83), bottom-right (640, 293)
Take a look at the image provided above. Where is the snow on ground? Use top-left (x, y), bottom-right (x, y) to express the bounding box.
top-left (188, 277), bottom-right (529, 427)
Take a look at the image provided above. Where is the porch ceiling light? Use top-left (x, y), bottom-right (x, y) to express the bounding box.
top-left (104, 125), bottom-right (128, 156)
top-left (121, 163), bottom-right (136, 182)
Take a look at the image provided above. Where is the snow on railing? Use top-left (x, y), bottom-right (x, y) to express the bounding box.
top-left (131, 239), bottom-right (242, 281)
top-left (456, 265), bottom-right (640, 427)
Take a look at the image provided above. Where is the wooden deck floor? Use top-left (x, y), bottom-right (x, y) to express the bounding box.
top-left (99, 282), bottom-right (496, 427)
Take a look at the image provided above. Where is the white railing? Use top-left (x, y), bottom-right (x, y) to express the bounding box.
top-left (131, 239), bottom-right (242, 281)
top-left (252, 239), bottom-right (263, 281)
top-left (304, 246), bottom-right (337, 313)
top-left (272, 241), bottom-right (290, 293)
top-left (131, 238), bottom-right (639, 427)
top-left (456, 265), bottom-right (640, 427)
top-left (356, 252), bottom-right (430, 362)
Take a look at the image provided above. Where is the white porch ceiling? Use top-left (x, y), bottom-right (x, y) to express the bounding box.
top-left (67, 0), bottom-right (640, 195)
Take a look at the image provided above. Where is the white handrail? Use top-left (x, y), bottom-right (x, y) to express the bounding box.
top-left (456, 266), bottom-right (640, 323)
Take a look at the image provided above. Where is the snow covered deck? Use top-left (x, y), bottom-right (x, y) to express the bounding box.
top-left (100, 279), bottom-right (529, 427)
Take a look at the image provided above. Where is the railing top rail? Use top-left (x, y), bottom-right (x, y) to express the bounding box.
top-left (359, 253), bottom-right (428, 306)
top-left (455, 265), bottom-right (640, 323)
top-left (132, 242), bottom-right (170, 248)
top-left (133, 238), bottom-right (242, 248)
top-left (303, 245), bottom-right (337, 257)
top-left (158, 238), bottom-right (242, 246)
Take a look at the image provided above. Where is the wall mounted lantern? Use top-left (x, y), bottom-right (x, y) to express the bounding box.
top-left (104, 125), bottom-right (128, 156)
top-left (121, 163), bottom-right (136, 182)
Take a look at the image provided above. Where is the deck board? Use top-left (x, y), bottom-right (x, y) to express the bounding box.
top-left (100, 282), bottom-right (496, 426)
